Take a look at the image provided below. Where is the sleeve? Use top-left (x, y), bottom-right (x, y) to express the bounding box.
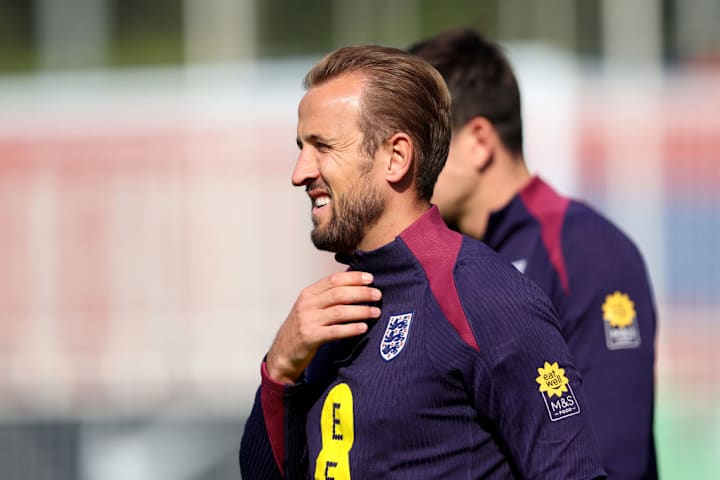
top-left (558, 220), bottom-right (658, 479)
top-left (458, 263), bottom-right (607, 480)
top-left (239, 362), bottom-right (309, 480)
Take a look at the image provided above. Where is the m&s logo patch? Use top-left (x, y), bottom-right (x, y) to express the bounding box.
top-left (536, 361), bottom-right (581, 421)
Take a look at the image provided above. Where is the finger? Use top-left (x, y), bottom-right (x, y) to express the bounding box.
top-left (317, 304), bottom-right (382, 326)
top-left (316, 321), bottom-right (370, 343)
top-left (310, 271), bottom-right (375, 294)
top-left (316, 285), bottom-right (382, 309)
top-left (289, 306), bottom-right (377, 354)
top-left (294, 285), bottom-right (381, 314)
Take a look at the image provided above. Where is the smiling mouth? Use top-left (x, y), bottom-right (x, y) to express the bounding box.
top-left (313, 195), bottom-right (330, 208)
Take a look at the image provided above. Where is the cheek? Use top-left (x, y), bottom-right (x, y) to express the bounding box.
top-left (433, 165), bottom-right (458, 197)
top-left (432, 154), bottom-right (475, 213)
top-left (431, 172), bottom-right (456, 211)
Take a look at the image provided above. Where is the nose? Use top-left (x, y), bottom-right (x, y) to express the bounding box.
top-left (291, 147), bottom-right (319, 187)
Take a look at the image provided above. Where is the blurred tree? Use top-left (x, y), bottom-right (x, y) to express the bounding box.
top-left (107, 0), bottom-right (184, 67)
top-left (0, 0), bottom-right (718, 72)
top-left (419, 0), bottom-right (498, 40)
top-left (0, 0), bottom-right (36, 71)
top-left (256, 0), bottom-right (333, 57)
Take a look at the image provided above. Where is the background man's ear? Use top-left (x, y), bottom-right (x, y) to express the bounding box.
top-left (466, 116), bottom-right (497, 172)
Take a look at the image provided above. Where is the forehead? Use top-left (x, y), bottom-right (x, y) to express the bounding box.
top-left (297, 74), bottom-right (364, 135)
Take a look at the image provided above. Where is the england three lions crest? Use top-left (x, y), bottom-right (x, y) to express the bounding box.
top-left (380, 313), bottom-right (413, 361)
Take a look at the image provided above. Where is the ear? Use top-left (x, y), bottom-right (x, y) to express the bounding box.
top-left (383, 132), bottom-right (414, 185)
top-left (464, 116), bottom-right (498, 172)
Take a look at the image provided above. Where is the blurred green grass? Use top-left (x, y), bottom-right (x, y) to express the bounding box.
top-left (656, 386), bottom-right (720, 479)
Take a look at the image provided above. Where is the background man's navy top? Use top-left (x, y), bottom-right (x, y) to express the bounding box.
top-left (484, 177), bottom-right (657, 479)
top-left (240, 207), bottom-right (606, 479)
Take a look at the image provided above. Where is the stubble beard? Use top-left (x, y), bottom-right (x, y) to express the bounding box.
top-left (310, 176), bottom-right (384, 254)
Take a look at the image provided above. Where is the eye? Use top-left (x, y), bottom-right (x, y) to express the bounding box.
top-left (315, 142), bottom-right (330, 152)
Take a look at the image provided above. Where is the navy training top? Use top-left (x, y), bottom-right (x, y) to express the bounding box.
top-left (484, 177), bottom-right (657, 479)
top-left (240, 206), bottom-right (606, 479)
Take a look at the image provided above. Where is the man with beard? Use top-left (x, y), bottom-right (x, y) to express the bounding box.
top-left (239, 45), bottom-right (606, 479)
top-left (410, 29), bottom-right (657, 479)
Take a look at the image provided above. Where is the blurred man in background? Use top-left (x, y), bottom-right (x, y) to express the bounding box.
top-left (240, 44), bottom-right (605, 479)
top-left (410, 28), bottom-right (658, 479)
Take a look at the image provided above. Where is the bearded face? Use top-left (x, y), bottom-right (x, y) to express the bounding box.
top-left (294, 74), bottom-right (388, 254)
top-left (309, 165), bottom-right (385, 253)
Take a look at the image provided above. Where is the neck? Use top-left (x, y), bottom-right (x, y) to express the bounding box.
top-left (460, 151), bottom-right (531, 240)
top-left (358, 197), bottom-right (431, 251)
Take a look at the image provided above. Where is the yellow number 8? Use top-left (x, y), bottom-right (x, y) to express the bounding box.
top-left (314, 383), bottom-right (354, 480)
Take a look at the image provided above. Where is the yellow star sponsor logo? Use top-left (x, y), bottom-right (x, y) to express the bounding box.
top-left (602, 291), bottom-right (636, 328)
top-left (536, 361), bottom-right (570, 398)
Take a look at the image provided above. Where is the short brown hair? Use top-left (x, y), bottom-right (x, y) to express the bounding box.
top-left (409, 29), bottom-right (524, 156)
top-left (304, 45), bottom-right (451, 202)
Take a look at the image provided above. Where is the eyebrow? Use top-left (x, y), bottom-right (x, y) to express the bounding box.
top-left (296, 134), bottom-right (332, 148)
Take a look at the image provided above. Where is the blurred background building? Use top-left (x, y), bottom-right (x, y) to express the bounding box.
top-left (0, 0), bottom-right (718, 478)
